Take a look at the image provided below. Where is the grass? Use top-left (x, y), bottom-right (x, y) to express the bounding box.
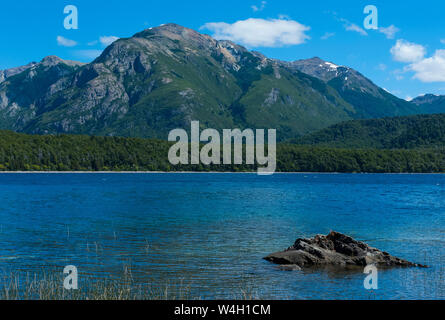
top-left (0, 270), bottom-right (194, 300)
top-left (0, 268), bottom-right (261, 300)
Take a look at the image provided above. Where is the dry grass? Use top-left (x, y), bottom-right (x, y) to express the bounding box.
top-left (0, 270), bottom-right (194, 300)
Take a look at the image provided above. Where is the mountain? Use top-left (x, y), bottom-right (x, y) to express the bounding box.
top-left (0, 56), bottom-right (85, 130)
top-left (0, 24), bottom-right (431, 140)
top-left (0, 56), bottom-right (84, 84)
top-left (281, 57), bottom-right (343, 82)
top-left (286, 57), bottom-right (421, 119)
top-left (296, 113), bottom-right (445, 149)
top-left (0, 61), bottom-right (38, 83)
top-left (411, 94), bottom-right (445, 114)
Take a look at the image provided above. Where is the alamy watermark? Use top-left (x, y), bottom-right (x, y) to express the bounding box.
top-left (363, 5), bottom-right (378, 30)
top-left (363, 264), bottom-right (378, 290)
top-left (63, 265), bottom-right (78, 290)
top-left (64, 5), bottom-right (78, 30)
top-left (168, 121), bottom-right (277, 175)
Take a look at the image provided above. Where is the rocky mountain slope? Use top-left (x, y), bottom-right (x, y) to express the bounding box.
top-left (0, 62), bottom-right (38, 83)
top-left (0, 24), bottom-right (435, 140)
top-left (287, 57), bottom-right (420, 119)
top-left (0, 56), bottom-right (85, 130)
top-left (411, 94), bottom-right (445, 114)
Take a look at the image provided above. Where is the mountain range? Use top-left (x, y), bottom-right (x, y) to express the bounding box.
top-left (1, 23), bottom-right (444, 141)
top-left (411, 94), bottom-right (445, 114)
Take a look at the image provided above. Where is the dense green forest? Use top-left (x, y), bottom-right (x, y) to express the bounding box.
top-left (1, 130), bottom-right (445, 173)
top-left (296, 113), bottom-right (445, 149)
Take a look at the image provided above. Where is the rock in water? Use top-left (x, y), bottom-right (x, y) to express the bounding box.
top-left (264, 231), bottom-right (427, 269)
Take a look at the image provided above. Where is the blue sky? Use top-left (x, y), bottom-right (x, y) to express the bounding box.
top-left (1, 0), bottom-right (445, 100)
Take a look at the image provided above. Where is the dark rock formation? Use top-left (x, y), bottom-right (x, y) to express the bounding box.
top-left (264, 231), bottom-right (427, 269)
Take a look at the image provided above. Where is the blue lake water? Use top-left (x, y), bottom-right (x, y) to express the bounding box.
top-left (0, 173), bottom-right (443, 299)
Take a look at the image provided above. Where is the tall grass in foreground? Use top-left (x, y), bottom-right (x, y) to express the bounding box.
top-left (0, 271), bottom-right (194, 300)
top-left (0, 270), bottom-right (260, 300)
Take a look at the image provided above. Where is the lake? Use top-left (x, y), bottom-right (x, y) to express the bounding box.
top-left (0, 173), bottom-right (443, 299)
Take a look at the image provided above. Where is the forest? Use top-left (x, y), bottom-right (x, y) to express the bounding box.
top-left (1, 130), bottom-right (444, 173)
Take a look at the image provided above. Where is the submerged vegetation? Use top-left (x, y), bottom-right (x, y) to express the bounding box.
top-left (0, 130), bottom-right (445, 173)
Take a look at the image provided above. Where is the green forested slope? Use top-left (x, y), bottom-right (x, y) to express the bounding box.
top-left (297, 113), bottom-right (445, 149)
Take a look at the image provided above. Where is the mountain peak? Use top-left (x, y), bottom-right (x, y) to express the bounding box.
top-left (415, 93), bottom-right (441, 99)
top-left (411, 94), bottom-right (445, 112)
top-left (304, 57), bottom-right (325, 63)
top-left (285, 57), bottom-right (345, 82)
top-left (0, 61), bottom-right (38, 83)
top-left (145, 23), bottom-right (190, 34)
top-left (156, 23), bottom-right (187, 31)
top-left (135, 23), bottom-right (208, 41)
top-left (296, 57), bottom-right (343, 69)
top-left (40, 55), bottom-right (85, 67)
top-left (1, 56), bottom-right (78, 83)
top-left (40, 55), bottom-right (64, 66)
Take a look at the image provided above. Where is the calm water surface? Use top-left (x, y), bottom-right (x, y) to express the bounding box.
top-left (0, 173), bottom-right (443, 299)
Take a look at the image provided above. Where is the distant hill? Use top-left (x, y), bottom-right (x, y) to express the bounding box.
top-left (0, 24), bottom-right (434, 141)
top-left (412, 94), bottom-right (445, 114)
top-left (296, 113), bottom-right (445, 149)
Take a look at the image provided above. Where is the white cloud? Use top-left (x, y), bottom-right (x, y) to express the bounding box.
top-left (345, 24), bottom-right (367, 36)
top-left (390, 39), bottom-right (426, 63)
top-left (202, 18), bottom-right (310, 47)
top-left (321, 32), bottom-right (335, 40)
top-left (405, 96), bottom-right (413, 101)
top-left (391, 40), bottom-right (445, 83)
top-left (409, 50), bottom-right (445, 82)
top-left (441, 39), bottom-right (445, 44)
top-left (251, 1), bottom-right (266, 12)
top-left (379, 25), bottom-right (399, 39)
top-left (339, 18), bottom-right (367, 36)
top-left (99, 36), bottom-right (119, 46)
top-left (57, 36), bottom-right (77, 47)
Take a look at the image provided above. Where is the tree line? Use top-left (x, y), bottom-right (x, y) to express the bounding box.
top-left (1, 130), bottom-right (445, 173)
